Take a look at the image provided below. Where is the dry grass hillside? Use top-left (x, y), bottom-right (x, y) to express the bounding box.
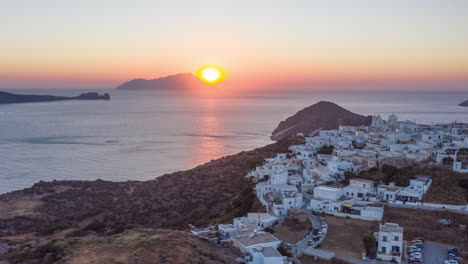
top-left (2, 229), bottom-right (239, 264)
top-left (0, 138), bottom-right (303, 238)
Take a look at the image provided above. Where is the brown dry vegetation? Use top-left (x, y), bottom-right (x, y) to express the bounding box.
top-left (0, 199), bottom-right (43, 219)
top-left (319, 216), bottom-right (378, 259)
top-left (0, 137), bottom-right (303, 238)
top-left (3, 228), bottom-right (239, 264)
top-left (421, 167), bottom-right (468, 205)
top-left (273, 209), bottom-right (312, 244)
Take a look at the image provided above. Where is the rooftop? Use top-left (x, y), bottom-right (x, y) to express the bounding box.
top-left (380, 223), bottom-right (403, 233)
top-left (233, 232), bottom-right (279, 247)
top-left (251, 246), bottom-right (282, 257)
top-left (350, 178), bottom-right (374, 185)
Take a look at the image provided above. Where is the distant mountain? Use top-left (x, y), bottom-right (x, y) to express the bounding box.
top-left (0, 91), bottom-right (110, 104)
top-left (271, 101), bottom-right (372, 140)
top-left (459, 100), bottom-right (468, 107)
top-left (115, 73), bottom-right (206, 90)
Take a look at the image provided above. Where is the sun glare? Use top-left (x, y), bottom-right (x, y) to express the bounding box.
top-left (196, 65), bottom-right (225, 84)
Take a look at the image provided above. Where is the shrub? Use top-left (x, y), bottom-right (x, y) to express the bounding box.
top-left (362, 233), bottom-right (376, 253)
top-left (317, 145), bottom-right (335, 155)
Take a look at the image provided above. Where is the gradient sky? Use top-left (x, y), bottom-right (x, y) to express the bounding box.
top-left (1, 0), bottom-right (468, 90)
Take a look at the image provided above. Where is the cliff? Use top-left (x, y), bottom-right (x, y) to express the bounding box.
top-left (459, 100), bottom-right (468, 107)
top-left (0, 91), bottom-right (110, 104)
top-left (115, 73), bottom-right (206, 90)
top-left (271, 101), bottom-right (372, 140)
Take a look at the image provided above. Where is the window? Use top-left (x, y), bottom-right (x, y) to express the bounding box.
top-left (382, 236), bottom-right (387, 242)
top-left (394, 236), bottom-right (399, 241)
top-left (381, 246), bottom-right (386, 254)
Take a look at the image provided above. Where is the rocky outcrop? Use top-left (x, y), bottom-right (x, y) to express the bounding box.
top-left (459, 100), bottom-right (468, 107)
top-left (271, 101), bottom-right (372, 140)
top-left (115, 73), bottom-right (206, 90)
top-left (0, 91), bottom-right (110, 104)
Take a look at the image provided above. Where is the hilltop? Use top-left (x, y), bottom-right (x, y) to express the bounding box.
top-left (271, 101), bottom-right (372, 140)
top-left (115, 73), bottom-right (207, 90)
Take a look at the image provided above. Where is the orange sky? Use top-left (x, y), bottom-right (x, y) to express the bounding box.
top-left (1, 0), bottom-right (468, 90)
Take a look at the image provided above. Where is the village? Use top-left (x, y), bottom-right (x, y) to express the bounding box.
top-left (191, 114), bottom-right (468, 264)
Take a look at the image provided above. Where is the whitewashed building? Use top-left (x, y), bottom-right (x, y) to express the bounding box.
top-left (376, 223), bottom-right (404, 263)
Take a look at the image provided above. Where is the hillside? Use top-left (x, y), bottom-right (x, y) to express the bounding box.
top-left (271, 101), bottom-right (372, 140)
top-left (115, 73), bottom-right (207, 90)
top-left (0, 137), bottom-right (303, 238)
top-left (460, 99), bottom-right (468, 107)
top-left (2, 228), bottom-right (239, 264)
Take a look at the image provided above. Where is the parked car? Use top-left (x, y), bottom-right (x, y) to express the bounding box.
top-left (413, 237), bottom-right (425, 242)
top-left (410, 246), bottom-right (422, 252)
top-left (448, 247), bottom-right (461, 255)
top-left (410, 257), bottom-right (422, 263)
top-left (412, 242), bottom-right (424, 248)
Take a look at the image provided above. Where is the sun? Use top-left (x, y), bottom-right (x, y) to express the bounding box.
top-left (196, 65), bottom-right (225, 84)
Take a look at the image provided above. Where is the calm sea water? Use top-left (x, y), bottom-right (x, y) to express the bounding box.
top-left (1, 89), bottom-right (467, 194)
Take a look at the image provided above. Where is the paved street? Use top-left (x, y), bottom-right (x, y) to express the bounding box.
top-left (422, 242), bottom-right (447, 264)
top-left (295, 210), bottom-right (322, 253)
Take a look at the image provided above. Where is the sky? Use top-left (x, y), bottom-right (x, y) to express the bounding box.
top-left (1, 0), bottom-right (468, 90)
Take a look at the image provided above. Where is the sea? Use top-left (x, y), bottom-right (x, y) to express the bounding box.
top-left (1, 88), bottom-right (467, 194)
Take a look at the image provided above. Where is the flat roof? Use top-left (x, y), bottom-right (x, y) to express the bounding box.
top-left (350, 178), bottom-right (374, 184)
top-left (233, 232), bottom-right (279, 247)
top-left (251, 246), bottom-right (282, 257)
top-left (316, 186), bottom-right (341, 192)
top-left (380, 223), bottom-right (403, 233)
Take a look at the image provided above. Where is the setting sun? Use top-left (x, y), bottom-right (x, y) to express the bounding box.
top-left (196, 65), bottom-right (225, 84)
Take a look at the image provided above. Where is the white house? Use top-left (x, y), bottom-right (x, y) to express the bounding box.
top-left (314, 186), bottom-right (343, 200)
top-left (378, 183), bottom-right (400, 202)
top-left (218, 224), bottom-right (237, 238)
top-left (311, 166), bottom-right (336, 182)
top-left (247, 213), bottom-right (280, 229)
top-left (376, 223), bottom-right (404, 263)
top-left (454, 161), bottom-right (468, 173)
top-left (269, 162), bottom-right (289, 185)
top-left (232, 232), bottom-right (281, 253)
top-left (421, 132), bottom-right (444, 145)
top-left (246, 246), bottom-right (284, 264)
top-left (343, 178), bottom-right (376, 199)
top-left (327, 160), bottom-right (355, 175)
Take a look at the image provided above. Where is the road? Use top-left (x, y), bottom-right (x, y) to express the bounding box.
top-left (294, 209), bottom-right (322, 254)
top-left (422, 242), bottom-right (447, 264)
